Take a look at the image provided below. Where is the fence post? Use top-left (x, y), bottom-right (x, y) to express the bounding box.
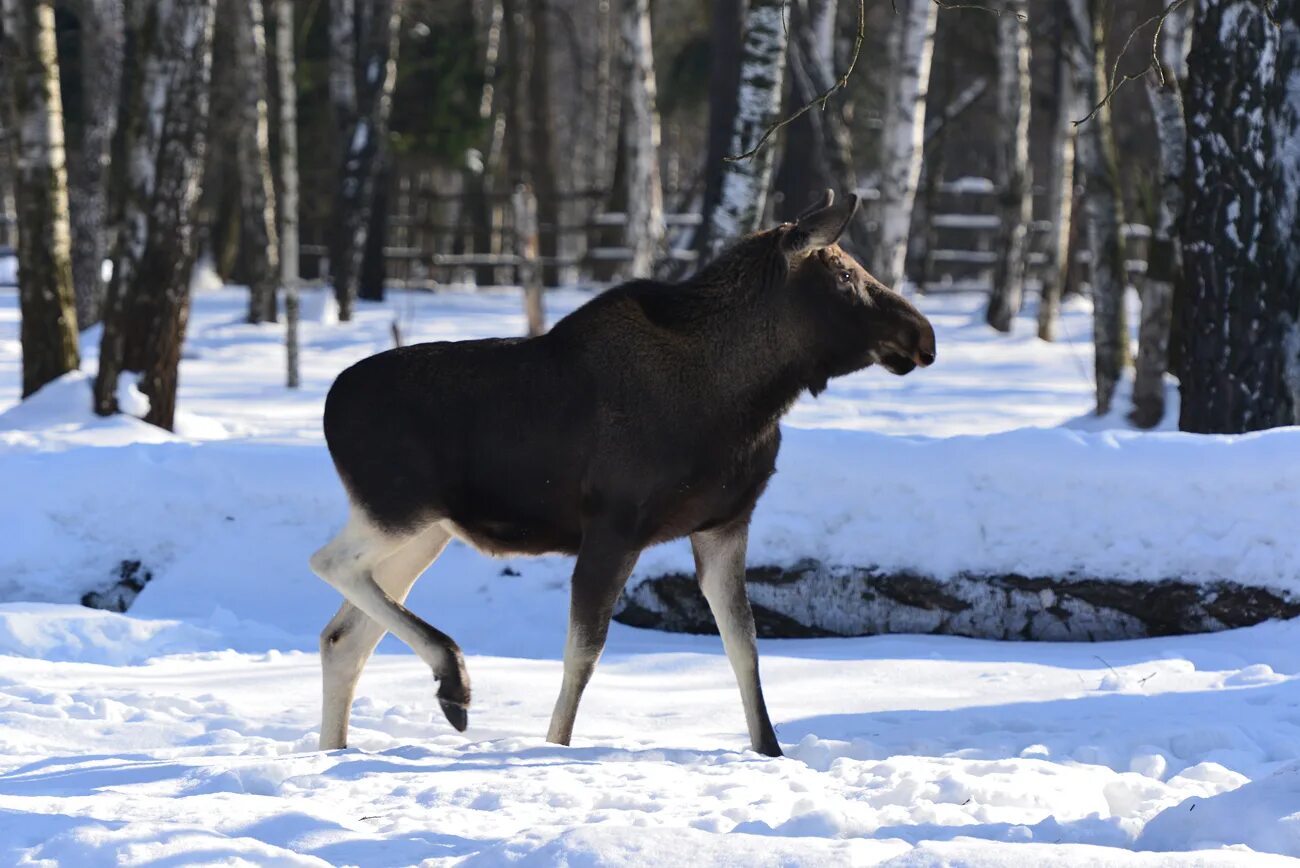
top-left (513, 184), bottom-right (545, 336)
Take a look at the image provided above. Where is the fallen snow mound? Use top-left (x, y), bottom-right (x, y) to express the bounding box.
top-left (2, 425), bottom-right (1300, 650)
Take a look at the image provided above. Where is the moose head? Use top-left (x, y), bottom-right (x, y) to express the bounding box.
top-left (777, 190), bottom-right (937, 384)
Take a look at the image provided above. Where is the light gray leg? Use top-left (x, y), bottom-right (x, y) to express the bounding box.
top-left (319, 522), bottom-right (452, 749)
top-left (691, 521), bottom-right (781, 757)
top-left (312, 515), bottom-right (470, 742)
top-left (546, 532), bottom-right (640, 746)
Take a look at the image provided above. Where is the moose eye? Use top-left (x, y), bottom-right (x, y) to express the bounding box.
top-left (838, 270), bottom-right (854, 286)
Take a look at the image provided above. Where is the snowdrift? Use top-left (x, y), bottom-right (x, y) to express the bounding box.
top-left (2, 418), bottom-right (1298, 647)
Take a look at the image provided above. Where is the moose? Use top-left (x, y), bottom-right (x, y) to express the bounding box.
top-left (310, 191), bottom-right (935, 757)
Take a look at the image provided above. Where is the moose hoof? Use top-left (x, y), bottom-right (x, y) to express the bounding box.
top-left (755, 740), bottom-right (783, 758)
top-left (438, 698), bottom-right (469, 732)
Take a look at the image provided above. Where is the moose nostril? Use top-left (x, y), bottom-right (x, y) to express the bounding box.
top-left (918, 349), bottom-right (935, 366)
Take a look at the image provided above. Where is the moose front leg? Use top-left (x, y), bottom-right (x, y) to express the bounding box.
top-left (691, 521), bottom-right (782, 757)
top-left (546, 531), bottom-right (640, 746)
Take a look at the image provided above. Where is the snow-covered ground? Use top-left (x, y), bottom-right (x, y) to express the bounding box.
top-left (1, 282), bottom-right (1299, 866)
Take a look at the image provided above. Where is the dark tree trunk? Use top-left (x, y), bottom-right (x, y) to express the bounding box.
top-left (1037, 5), bottom-right (1075, 343)
top-left (1179, 0), bottom-right (1300, 432)
top-left (1, 0), bottom-right (81, 397)
top-left (328, 0), bottom-right (399, 320)
top-left (527, 0), bottom-right (560, 286)
top-left (697, 0), bottom-right (743, 256)
top-left (358, 157), bottom-right (389, 300)
top-left (93, 0), bottom-right (217, 431)
top-left (67, 0), bottom-right (123, 330)
top-left (231, 0), bottom-right (280, 324)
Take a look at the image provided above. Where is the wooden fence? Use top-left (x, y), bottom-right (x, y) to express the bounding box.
top-left (0, 178), bottom-right (1149, 293)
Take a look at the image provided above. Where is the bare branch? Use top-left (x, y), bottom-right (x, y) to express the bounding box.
top-left (932, 0), bottom-right (1026, 20)
top-left (725, 0), bottom-right (865, 163)
top-left (1071, 0), bottom-right (1201, 127)
top-left (724, 0), bottom-right (1022, 163)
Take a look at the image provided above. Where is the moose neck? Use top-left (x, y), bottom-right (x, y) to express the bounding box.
top-left (685, 239), bottom-right (838, 431)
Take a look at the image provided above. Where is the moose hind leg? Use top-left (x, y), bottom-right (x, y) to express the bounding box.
top-left (319, 523), bottom-right (453, 749)
top-left (691, 522), bottom-right (781, 757)
top-left (312, 514), bottom-right (471, 736)
top-left (546, 531), bottom-right (640, 746)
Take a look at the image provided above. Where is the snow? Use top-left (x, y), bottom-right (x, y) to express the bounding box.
top-left (1, 284), bottom-right (1299, 865)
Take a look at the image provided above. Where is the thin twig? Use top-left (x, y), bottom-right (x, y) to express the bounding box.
top-left (932, 0), bottom-right (1026, 19)
top-left (725, 0), bottom-right (865, 162)
top-left (1074, 0), bottom-right (1187, 127)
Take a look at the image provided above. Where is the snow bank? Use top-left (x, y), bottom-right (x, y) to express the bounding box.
top-left (0, 603), bottom-right (219, 664)
top-left (638, 424), bottom-right (1300, 593)
top-left (1139, 762), bottom-right (1300, 857)
top-left (2, 425), bottom-right (1299, 653)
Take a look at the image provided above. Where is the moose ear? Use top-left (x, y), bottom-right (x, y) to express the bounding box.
top-left (782, 191), bottom-right (860, 255)
top-left (797, 189), bottom-right (835, 221)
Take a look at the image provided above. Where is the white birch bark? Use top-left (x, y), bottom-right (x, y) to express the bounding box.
top-left (0, 0), bottom-right (80, 396)
top-left (1065, 0), bottom-right (1128, 416)
top-left (93, 0), bottom-right (217, 430)
top-left (620, 0), bottom-right (664, 278)
top-left (870, 0), bottom-right (938, 289)
top-left (275, 0), bottom-right (300, 388)
top-left (1130, 3), bottom-right (1190, 428)
top-left (707, 0), bottom-right (790, 255)
top-left (986, 0), bottom-right (1031, 332)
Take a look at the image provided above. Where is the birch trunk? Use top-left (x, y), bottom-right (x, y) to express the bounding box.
top-left (0, 0), bottom-right (81, 397)
top-left (870, 0), bottom-right (938, 289)
top-left (706, 0), bottom-right (790, 255)
top-left (1037, 6), bottom-right (1075, 342)
top-left (985, 1), bottom-right (1031, 332)
top-left (1065, 0), bottom-right (1128, 416)
top-left (67, 0), bottom-right (123, 329)
top-left (275, 0), bottom-right (300, 388)
top-left (1130, 4), bottom-right (1190, 428)
top-left (1180, 0), bottom-right (1300, 432)
top-left (327, 0), bottom-right (399, 320)
top-left (619, 0), bottom-right (664, 279)
top-left (231, 0), bottom-right (280, 324)
top-left (93, 0), bottom-right (217, 431)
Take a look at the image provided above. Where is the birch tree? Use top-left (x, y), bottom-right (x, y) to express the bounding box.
top-left (706, 0), bottom-right (790, 255)
top-left (620, 0), bottom-right (664, 278)
top-left (93, 0), bottom-right (217, 430)
top-left (1037, 4), bottom-right (1076, 342)
top-left (328, 0), bottom-right (400, 321)
top-left (275, 0), bottom-right (300, 388)
top-left (1, 0), bottom-right (81, 397)
top-left (1179, 0), bottom-right (1300, 432)
top-left (869, 0), bottom-right (938, 289)
top-left (67, 0), bottom-right (123, 329)
top-left (1129, 4), bottom-right (1190, 428)
top-left (985, 1), bottom-right (1031, 333)
top-left (1065, 0), bottom-right (1128, 416)
top-left (230, 0), bottom-right (280, 324)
